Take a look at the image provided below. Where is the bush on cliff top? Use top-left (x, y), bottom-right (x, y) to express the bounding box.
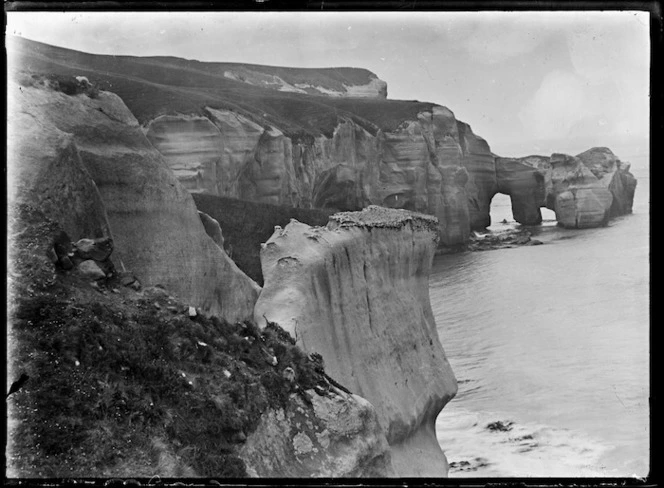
top-left (7, 204), bottom-right (333, 478)
top-left (192, 194), bottom-right (334, 285)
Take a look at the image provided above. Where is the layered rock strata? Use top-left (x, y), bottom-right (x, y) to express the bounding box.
top-left (495, 148), bottom-right (636, 229)
top-left (253, 206), bottom-right (458, 476)
top-left (10, 37), bottom-right (638, 238)
top-left (8, 77), bottom-right (259, 322)
top-left (146, 107), bottom-right (487, 246)
top-left (495, 156), bottom-right (548, 225)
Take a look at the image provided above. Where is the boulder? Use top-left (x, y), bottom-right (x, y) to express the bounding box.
top-left (77, 260), bottom-right (106, 280)
top-left (74, 237), bottom-right (113, 261)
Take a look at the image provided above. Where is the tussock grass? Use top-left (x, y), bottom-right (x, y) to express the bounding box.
top-left (7, 204), bottom-right (331, 478)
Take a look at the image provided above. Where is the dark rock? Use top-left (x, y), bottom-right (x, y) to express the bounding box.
top-left (46, 246), bottom-right (59, 264)
top-left (119, 273), bottom-right (138, 286)
top-left (60, 255), bottom-right (74, 270)
top-left (74, 236), bottom-right (113, 261)
top-left (486, 420), bottom-right (514, 432)
top-left (232, 431), bottom-right (247, 443)
top-left (53, 231), bottom-right (72, 258)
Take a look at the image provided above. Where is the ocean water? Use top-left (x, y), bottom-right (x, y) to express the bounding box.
top-left (431, 156), bottom-right (650, 478)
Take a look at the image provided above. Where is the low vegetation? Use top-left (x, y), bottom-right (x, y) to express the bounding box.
top-left (11, 36), bottom-right (436, 139)
top-left (7, 204), bottom-right (332, 478)
top-left (15, 71), bottom-right (100, 98)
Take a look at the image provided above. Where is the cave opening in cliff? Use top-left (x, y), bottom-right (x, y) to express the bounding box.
top-left (488, 193), bottom-right (515, 227)
top-left (540, 206), bottom-right (556, 222)
top-left (489, 193), bottom-right (557, 228)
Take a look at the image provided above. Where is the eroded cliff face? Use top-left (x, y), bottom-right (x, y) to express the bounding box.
top-left (8, 77), bottom-right (259, 322)
top-left (253, 206), bottom-right (458, 477)
top-left (144, 106), bottom-right (483, 246)
top-left (494, 148), bottom-right (636, 229)
top-left (576, 147), bottom-right (638, 218)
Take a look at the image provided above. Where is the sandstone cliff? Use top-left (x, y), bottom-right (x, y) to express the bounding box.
top-left (7, 202), bottom-right (391, 477)
top-left (8, 69), bottom-right (396, 478)
top-left (253, 207), bottom-right (458, 476)
top-left (495, 148), bottom-right (636, 228)
top-left (8, 74), bottom-right (259, 322)
top-left (144, 106), bottom-right (482, 246)
top-left (10, 36), bottom-right (638, 239)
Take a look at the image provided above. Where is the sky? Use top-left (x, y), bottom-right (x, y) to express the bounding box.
top-left (6, 11), bottom-right (651, 160)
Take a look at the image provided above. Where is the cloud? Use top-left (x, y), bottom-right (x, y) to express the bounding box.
top-left (518, 12), bottom-right (649, 144)
top-left (518, 70), bottom-right (592, 140)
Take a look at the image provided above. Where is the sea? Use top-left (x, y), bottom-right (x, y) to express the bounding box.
top-left (431, 151), bottom-right (650, 478)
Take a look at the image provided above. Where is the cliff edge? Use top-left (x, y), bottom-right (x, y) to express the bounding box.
top-left (254, 206), bottom-right (458, 476)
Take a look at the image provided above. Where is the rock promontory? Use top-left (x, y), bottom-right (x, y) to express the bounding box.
top-left (254, 206), bottom-right (458, 476)
top-left (495, 147), bottom-right (637, 228)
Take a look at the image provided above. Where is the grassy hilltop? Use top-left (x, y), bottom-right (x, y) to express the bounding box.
top-left (8, 36), bottom-right (436, 138)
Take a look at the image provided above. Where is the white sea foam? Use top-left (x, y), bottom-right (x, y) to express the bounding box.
top-left (436, 407), bottom-right (619, 477)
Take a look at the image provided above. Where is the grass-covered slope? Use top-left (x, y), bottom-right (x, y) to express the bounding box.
top-left (193, 194), bottom-right (335, 285)
top-left (8, 36), bottom-right (435, 138)
top-left (7, 204), bottom-right (333, 478)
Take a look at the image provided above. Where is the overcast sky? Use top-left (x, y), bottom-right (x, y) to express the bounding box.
top-left (6, 11), bottom-right (650, 159)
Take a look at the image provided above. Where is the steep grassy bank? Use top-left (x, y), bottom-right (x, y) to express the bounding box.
top-left (192, 194), bottom-right (334, 285)
top-left (7, 204), bottom-right (333, 478)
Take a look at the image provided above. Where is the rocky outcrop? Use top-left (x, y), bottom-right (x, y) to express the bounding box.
top-left (543, 148), bottom-right (640, 228)
top-left (493, 148), bottom-right (636, 229)
top-left (239, 390), bottom-right (392, 477)
top-left (547, 152), bottom-right (614, 228)
top-left (8, 76), bottom-right (259, 322)
top-left (253, 206), bottom-right (458, 476)
top-left (576, 147), bottom-right (638, 218)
